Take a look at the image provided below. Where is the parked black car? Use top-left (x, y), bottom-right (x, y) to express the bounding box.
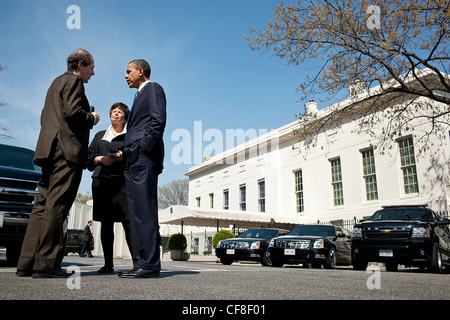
top-left (64, 229), bottom-right (94, 256)
top-left (351, 205), bottom-right (450, 273)
top-left (267, 225), bottom-right (352, 268)
top-left (215, 228), bottom-right (289, 266)
top-left (0, 144), bottom-right (41, 265)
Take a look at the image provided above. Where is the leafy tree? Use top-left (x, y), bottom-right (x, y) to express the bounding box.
top-left (75, 192), bottom-right (92, 204)
top-left (158, 178), bottom-right (189, 209)
top-left (246, 0), bottom-right (450, 153)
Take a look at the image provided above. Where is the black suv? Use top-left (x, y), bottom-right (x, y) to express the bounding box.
top-left (351, 205), bottom-right (450, 273)
top-left (0, 144), bottom-right (41, 265)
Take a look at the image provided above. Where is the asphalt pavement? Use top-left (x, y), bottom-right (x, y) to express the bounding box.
top-left (1, 249), bottom-right (450, 318)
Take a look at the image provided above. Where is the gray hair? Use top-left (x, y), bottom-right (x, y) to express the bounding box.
top-left (67, 49), bottom-right (93, 71)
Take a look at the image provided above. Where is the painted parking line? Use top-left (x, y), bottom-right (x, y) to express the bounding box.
top-left (170, 264), bottom-right (260, 273)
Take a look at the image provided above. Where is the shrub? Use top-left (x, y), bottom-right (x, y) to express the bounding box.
top-left (168, 233), bottom-right (187, 250)
top-left (212, 229), bottom-right (235, 248)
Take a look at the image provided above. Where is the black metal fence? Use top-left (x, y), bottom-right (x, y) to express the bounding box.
top-left (317, 218), bottom-right (360, 231)
top-left (437, 211), bottom-right (450, 219)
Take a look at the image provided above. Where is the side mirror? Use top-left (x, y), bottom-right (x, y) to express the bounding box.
top-left (431, 218), bottom-right (450, 227)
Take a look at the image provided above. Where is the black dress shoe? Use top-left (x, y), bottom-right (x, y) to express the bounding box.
top-left (16, 269), bottom-right (32, 277)
top-left (118, 268), bottom-right (160, 278)
top-left (97, 266), bottom-right (114, 274)
top-left (117, 267), bottom-right (138, 276)
top-left (32, 268), bottom-right (75, 278)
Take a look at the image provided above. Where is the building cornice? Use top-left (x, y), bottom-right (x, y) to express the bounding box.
top-left (186, 68), bottom-right (447, 178)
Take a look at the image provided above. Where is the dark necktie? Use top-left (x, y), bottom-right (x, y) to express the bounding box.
top-left (133, 90), bottom-right (140, 103)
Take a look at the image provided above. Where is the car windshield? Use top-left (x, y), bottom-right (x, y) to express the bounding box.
top-left (0, 144), bottom-right (41, 171)
top-left (287, 225), bottom-right (336, 237)
top-left (237, 229), bottom-right (280, 239)
top-left (369, 208), bottom-right (434, 222)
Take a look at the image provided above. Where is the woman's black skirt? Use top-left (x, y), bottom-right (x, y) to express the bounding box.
top-left (92, 176), bottom-right (129, 222)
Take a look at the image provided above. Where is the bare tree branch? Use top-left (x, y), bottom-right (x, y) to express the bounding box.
top-left (247, 0), bottom-right (450, 153)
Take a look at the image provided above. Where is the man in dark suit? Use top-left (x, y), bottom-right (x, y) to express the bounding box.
top-left (16, 49), bottom-right (100, 278)
top-left (80, 220), bottom-right (94, 257)
top-left (119, 59), bottom-right (166, 278)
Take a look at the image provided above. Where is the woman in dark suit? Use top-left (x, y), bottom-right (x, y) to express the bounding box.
top-left (87, 102), bottom-right (132, 273)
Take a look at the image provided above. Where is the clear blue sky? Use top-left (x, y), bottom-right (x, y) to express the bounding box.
top-left (0, 0), bottom-right (312, 195)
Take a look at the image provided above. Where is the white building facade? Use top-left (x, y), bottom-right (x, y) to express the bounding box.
top-left (185, 79), bottom-right (450, 227)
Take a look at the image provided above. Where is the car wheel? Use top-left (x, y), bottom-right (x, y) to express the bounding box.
top-left (430, 242), bottom-right (443, 274)
top-left (385, 262), bottom-right (398, 272)
top-left (5, 242), bottom-right (21, 266)
top-left (220, 258), bottom-right (233, 265)
top-left (261, 252), bottom-right (271, 266)
top-left (324, 247), bottom-right (336, 269)
top-left (352, 260), bottom-right (368, 271)
top-left (271, 260), bottom-right (284, 268)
